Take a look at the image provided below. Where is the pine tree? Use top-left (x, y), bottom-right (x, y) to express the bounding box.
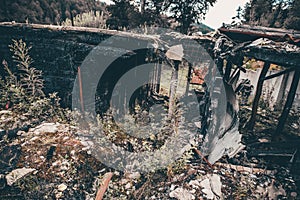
top-left (241, 0), bottom-right (299, 30)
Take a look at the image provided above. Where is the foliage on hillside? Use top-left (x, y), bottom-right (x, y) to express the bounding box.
top-left (241, 0), bottom-right (300, 30)
top-left (0, 0), bottom-right (105, 25)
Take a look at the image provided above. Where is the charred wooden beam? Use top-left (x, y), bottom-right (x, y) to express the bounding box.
top-left (243, 47), bottom-right (300, 67)
top-left (228, 65), bottom-right (246, 85)
top-left (185, 62), bottom-right (192, 95)
top-left (224, 58), bottom-right (232, 82)
top-left (155, 60), bottom-right (162, 94)
top-left (247, 62), bottom-right (271, 130)
top-left (263, 67), bottom-right (296, 81)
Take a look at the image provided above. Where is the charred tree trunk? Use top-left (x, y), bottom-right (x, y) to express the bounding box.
top-left (247, 62), bottom-right (271, 130)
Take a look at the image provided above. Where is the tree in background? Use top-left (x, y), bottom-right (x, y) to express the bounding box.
top-left (106, 0), bottom-right (168, 30)
top-left (162, 0), bottom-right (216, 34)
top-left (138, 0), bottom-right (168, 27)
top-left (284, 0), bottom-right (300, 30)
top-left (241, 0), bottom-right (299, 30)
top-left (106, 0), bottom-right (216, 33)
top-left (106, 0), bottom-right (142, 30)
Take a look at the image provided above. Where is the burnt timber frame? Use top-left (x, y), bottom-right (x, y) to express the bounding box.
top-left (219, 25), bottom-right (300, 138)
top-left (0, 22), bottom-right (299, 139)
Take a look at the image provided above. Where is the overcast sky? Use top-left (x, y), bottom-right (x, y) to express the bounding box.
top-left (101, 0), bottom-right (250, 29)
top-left (203, 0), bottom-right (250, 29)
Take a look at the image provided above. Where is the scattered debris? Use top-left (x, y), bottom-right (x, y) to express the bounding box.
top-left (125, 172), bottom-right (141, 180)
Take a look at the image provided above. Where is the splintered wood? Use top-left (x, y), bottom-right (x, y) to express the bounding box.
top-left (95, 172), bottom-right (114, 200)
top-left (214, 162), bottom-right (275, 175)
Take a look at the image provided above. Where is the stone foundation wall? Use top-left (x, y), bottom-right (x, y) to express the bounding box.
top-left (0, 23), bottom-right (146, 107)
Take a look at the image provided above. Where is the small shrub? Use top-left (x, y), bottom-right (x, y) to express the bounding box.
top-left (62, 11), bottom-right (107, 29)
top-left (0, 39), bottom-right (71, 129)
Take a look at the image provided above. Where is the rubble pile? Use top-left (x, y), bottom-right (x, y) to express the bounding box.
top-left (0, 114), bottom-right (298, 199)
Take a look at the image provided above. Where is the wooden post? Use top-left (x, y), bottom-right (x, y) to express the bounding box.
top-left (140, 0), bottom-right (145, 14)
top-left (168, 61), bottom-right (180, 119)
top-left (247, 62), bottom-right (271, 130)
top-left (185, 62), bottom-right (192, 95)
top-left (275, 69), bottom-right (300, 136)
top-left (216, 58), bottom-right (224, 77)
top-left (77, 66), bottom-right (84, 112)
top-left (156, 59), bottom-right (162, 94)
top-left (152, 63), bottom-right (157, 93)
top-left (224, 59), bottom-right (232, 82)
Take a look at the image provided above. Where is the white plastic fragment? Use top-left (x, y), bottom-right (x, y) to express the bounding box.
top-left (210, 174), bottom-right (222, 199)
top-left (200, 179), bottom-right (214, 199)
top-left (189, 180), bottom-right (201, 189)
top-left (58, 183), bottom-right (68, 192)
top-left (31, 122), bottom-right (59, 134)
top-left (166, 44), bottom-right (184, 61)
top-left (169, 187), bottom-right (195, 200)
top-left (6, 168), bottom-right (36, 186)
top-left (200, 174), bottom-right (223, 200)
